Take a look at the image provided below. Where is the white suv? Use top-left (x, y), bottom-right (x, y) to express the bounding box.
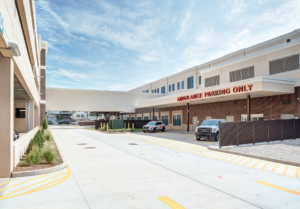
top-left (195, 119), bottom-right (227, 141)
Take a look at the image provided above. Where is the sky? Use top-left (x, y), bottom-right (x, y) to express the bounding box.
top-left (36, 0), bottom-right (300, 91)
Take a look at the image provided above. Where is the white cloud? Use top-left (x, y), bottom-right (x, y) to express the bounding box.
top-left (48, 69), bottom-right (88, 82)
top-left (223, 0), bottom-right (247, 23)
top-left (176, 1), bottom-right (194, 41)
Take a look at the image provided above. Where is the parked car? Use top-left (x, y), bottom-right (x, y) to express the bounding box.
top-left (143, 121), bottom-right (165, 133)
top-left (14, 130), bottom-right (19, 141)
top-left (48, 121), bottom-right (54, 125)
top-left (59, 120), bottom-right (70, 125)
top-left (195, 119), bottom-right (227, 141)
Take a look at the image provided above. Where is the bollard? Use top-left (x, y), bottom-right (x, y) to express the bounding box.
top-left (101, 123), bottom-right (102, 129)
top-left (128, 123), bottom-right (130, 129)
top-left (132, 123), bottom-right (134, 130)
top-left (124, 123), bottom-right (126, 129)
top-left (107, 123), bottom-right (109, 131)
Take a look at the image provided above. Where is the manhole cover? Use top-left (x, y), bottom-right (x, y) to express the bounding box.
top-left (129, 143), bottom-right (138, 145)
top-left (77, 143), bottom-right (87, 145)
top-left (85, 147), bottom-right (96, 149)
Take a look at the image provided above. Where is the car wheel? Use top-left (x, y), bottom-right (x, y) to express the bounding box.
top-left (161, 128), bottom-right (165, 132)
top-left (214, 132), bottom-right (219, 141)
top-left (152, 128), bottom-right (156, 133)
top-left (143, 131), bottom-right (146, 133)
top-left (196, 137), bottom-right (200, 141)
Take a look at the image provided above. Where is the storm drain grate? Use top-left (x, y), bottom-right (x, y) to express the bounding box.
top-left (77, 143), bottom-right (87, 145)
top-left (129, 143), bottom-right (138, 145)
top-left (85, 147), bottom-right (96, 149)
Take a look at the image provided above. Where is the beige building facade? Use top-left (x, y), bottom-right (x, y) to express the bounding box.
top-left (0, 0), bottom-right (47, 177)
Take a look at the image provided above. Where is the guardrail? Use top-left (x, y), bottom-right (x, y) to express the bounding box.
top-left (218, 119), bottom-right (300, 148)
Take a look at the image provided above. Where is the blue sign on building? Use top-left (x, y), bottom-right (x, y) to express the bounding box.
top-left (0, 13), bottom-right (3, 35)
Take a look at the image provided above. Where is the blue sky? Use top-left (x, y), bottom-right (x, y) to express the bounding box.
top-left (36, 0), bottom-right (300, 91)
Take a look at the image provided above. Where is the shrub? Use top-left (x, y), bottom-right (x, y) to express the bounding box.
top-left (41, 126), bottom-right (44, 136)
top-left (45, 132), bottom-right (52, 141)
top-left (42, 141), bottom-right (57, 164)
top-left (24, 145), bottom-right (42, 165)
top-left (42, 118), bottom-right (48, 130)
top-left (113, 129), bottom-right (116, 132)
top-left (26, 130), bottom-right (44, 153)
top-left (109, 130), bottom-right (112, 132)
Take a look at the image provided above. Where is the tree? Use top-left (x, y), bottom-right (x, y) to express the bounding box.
top-left (57, 114), bottom-right (61, 121)
top-left (42, 118), bottom-right (48, 130)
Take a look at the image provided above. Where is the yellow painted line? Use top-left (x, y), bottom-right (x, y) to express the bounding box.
top-left (296, 167), bottom-right (299, 178)
top-left (180, 140), bottom-right (202, 152)
top-left (215, 153), bottom-right (231, 160)
top-left (227, 155), bottom-right (241, 162)
top-left (261, 162), bottom-right (270, 170)
top-left (211, 153), bottom-right (228, 159)
top-left (208, 152), bottom-right (225, 158)
top-left (0, 172), bottom-right (67, 197)
top-left (0, 178), bottom-right (20, 186)
top-left (0, 168), bottom-right (71, 200)
top-left (235, 157), bottom-right (247, 164)
top-left (0, 174), bottom-right (49, 191)
top-left (187, 141), bottom-right (206, 152)
top-left (271, 163), bottom-right (279, 173)
top-left (283, 165), bottom-right (289, 175)
top-left (243, 158), bottom-right (254, 166)
top-left (251, 160), bottom-right (262, 168)
top-left (157, 196), bottom-right (186, 209)
top-left (255, 181), bottom-right (300, 196)
top-left (63, 131), bottom-right (66, 133)
top-left (221, 154), bottom-right (235, 161)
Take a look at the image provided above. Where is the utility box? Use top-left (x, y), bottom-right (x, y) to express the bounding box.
top-left (112, 120), bottom-right (123, 129)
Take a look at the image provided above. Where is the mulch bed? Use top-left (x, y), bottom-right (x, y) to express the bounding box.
top-left (13, 137), bottom-right (63, 172)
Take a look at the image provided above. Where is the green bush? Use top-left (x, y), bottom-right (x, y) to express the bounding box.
top-left (41, 126), bottom-right (44, 136)
top-left (26, 130), bottom-right (44, 153)
top-left (42, 118), bottom-right (48, 130)
top-left (42, 141), bottom-right (57, 164)
top-left (113, 129), bottom-right (116, 132)
top-left (45, 132), bottom-right (52, 141)
top-left (24, 145), bottom-right (42, 165)
top-left (109, 130), bottom-right (112, 132)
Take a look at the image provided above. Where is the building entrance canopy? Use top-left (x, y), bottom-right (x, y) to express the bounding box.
top-left (138, 77), bottom-right (297, 108)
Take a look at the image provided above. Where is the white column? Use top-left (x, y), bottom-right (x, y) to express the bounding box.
top-left (28, 99), bottom-right (35, 130)
top-left (0, 56), bottom-right (14, 178)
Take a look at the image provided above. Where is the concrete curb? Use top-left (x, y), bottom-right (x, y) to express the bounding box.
top-left (208, 146), bottom-right (300, 167)
top-left (12, 130), bottom-right (68, 178)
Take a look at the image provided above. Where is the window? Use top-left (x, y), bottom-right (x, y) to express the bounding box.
top-left (137, 117), bottom-right (142, 120)
top-left (169, 85), bottom-right (171, 92)
top-left (154, 89), bottom-right (156, 93)
top-left (230, 66), bottom-right (254, 82)
top-left (269, 54), bottom-right (299, 75)
top-left (15, 108), bottom-right (25, 118)
top-left (173, 115), bottom-right (181, 126)
top-left (156, 122), bottom-right (162, 125)
top-left (146, 90), bottom-right (149, 93)
top-left (205, 75), bottom-right (220, 88)
top-left (161, 86), bottom-right (166, 94)
top-left (187, 76), bottom-right (194, 89)
top-left (131, 117), bottom-right (135, 120)
top-left (157, 88), bottom-right (159, 93)
top-left (162, 116), bottom-right (169, 125)
top-left (153, 116), bottom-right (158, 120)
top-left (144, 116), bottom-right (150, 120)
top-left (282, 99), bottom-right (292, 105)
top-left (182, 81), bottom-right (184, 89)
top-left (172, 84), bottom-right (175, 91)
top-left (152, 90), bottom-right (154, 93)
top-left (76, 114), bottom-right (80, 117)
top-left (143, 91), bottom-right (145, 93)
top-left (177, 82), bottom-right (180, 90)
top-left (199, 76), bottom-right (201, 85)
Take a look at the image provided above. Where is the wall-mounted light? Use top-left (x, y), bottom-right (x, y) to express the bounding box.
top-left (0, 42), bottom-right (21, 56)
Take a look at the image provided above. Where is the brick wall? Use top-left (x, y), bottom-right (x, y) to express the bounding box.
top-left (160, 87), bottom-right (300, 125)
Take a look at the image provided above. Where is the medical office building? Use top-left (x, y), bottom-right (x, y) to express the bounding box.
top-left (128, 29), bottom-right (300, 131)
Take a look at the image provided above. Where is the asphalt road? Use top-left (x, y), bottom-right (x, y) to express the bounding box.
top-left (1, 125), bottom-right (299, 209)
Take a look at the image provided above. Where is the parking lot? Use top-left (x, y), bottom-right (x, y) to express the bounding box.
top-left (1, 126), bottom-right (299, 209)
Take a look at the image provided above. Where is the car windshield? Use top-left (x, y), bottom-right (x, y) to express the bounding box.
top-left (201, 120), bottom-right (219, 126)
top-left (146, 122), bottom-right (156, 125)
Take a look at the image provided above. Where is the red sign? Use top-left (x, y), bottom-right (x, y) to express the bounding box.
top-left (177, 84), bottom-right (253, 102)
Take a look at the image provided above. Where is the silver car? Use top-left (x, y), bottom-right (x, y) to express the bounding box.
top-left (143, 121), bottom-right (165, 133)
